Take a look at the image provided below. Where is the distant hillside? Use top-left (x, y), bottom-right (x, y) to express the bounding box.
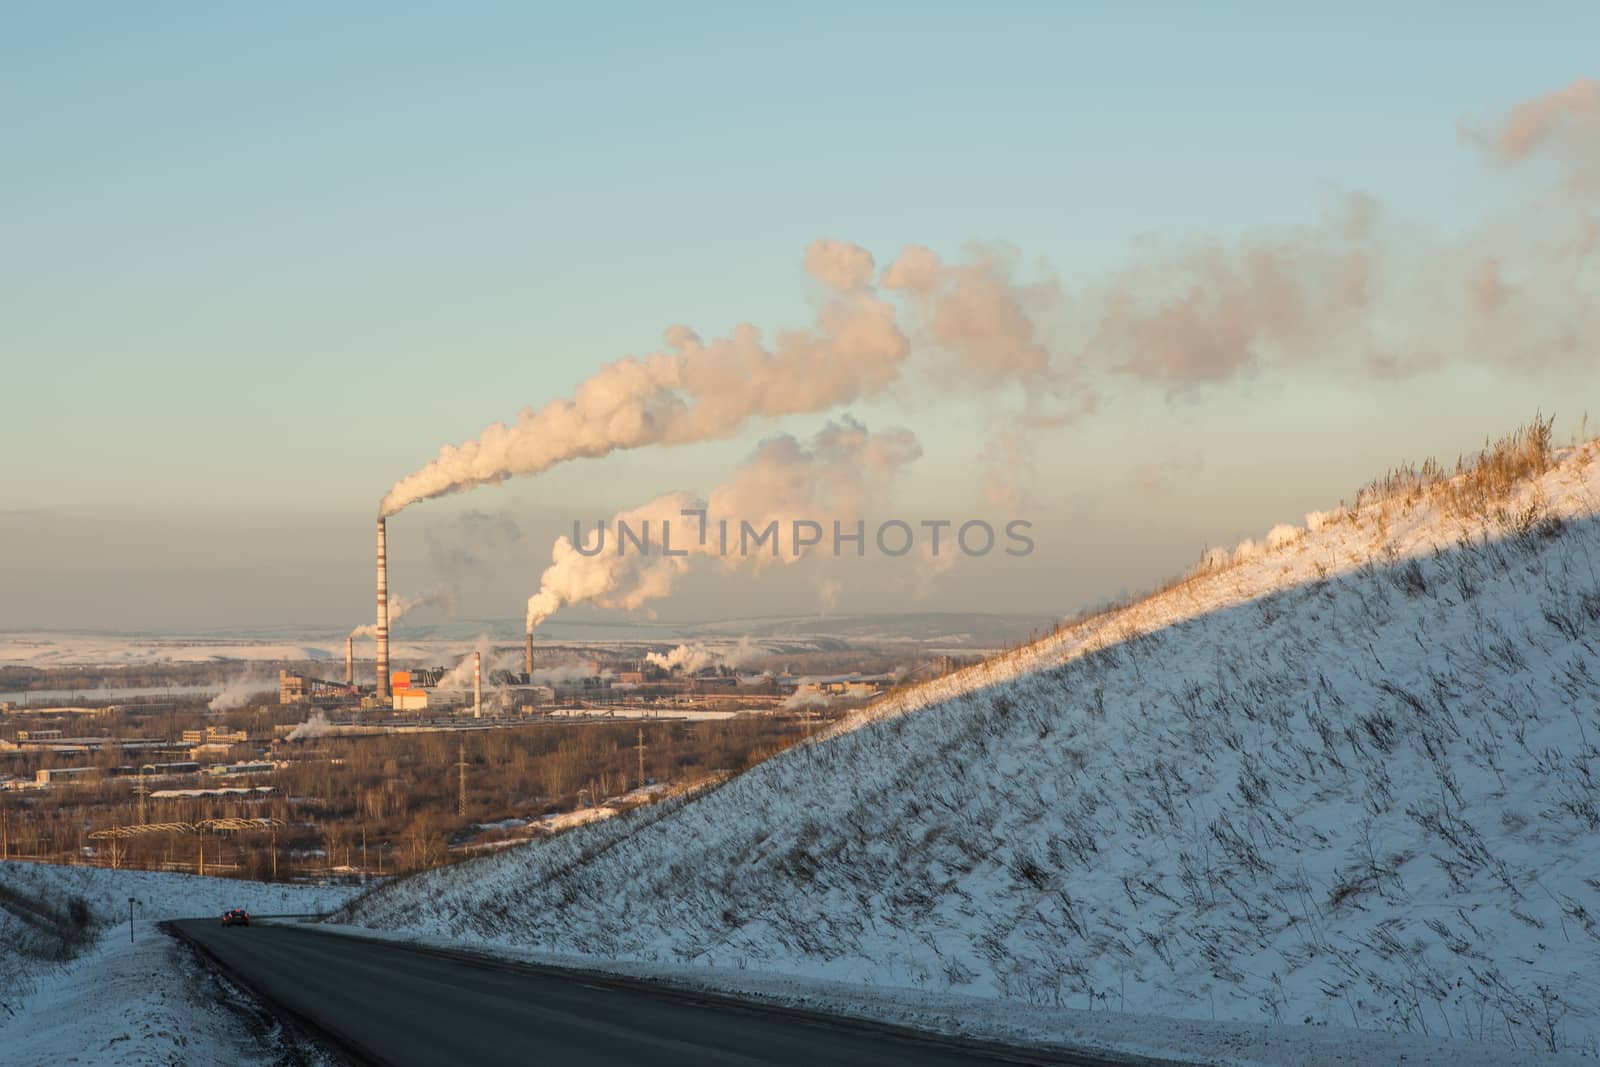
top-left (342, 424), bottom-right (1600, 1059)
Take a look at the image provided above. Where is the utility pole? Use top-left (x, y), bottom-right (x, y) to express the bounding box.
top-left (456, 741), bottom-right (467, 818)
top-left (128, 897), bottom-right (136, 944)
top-left (636, 727), bottom-right (646, 791)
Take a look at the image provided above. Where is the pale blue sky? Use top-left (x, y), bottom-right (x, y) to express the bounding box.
top-left (2, 4), bottom-right (1596, 630)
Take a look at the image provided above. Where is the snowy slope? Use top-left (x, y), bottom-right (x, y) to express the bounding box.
top-left (0, 862), bottom-right (359, 1064)
top-left (342, 437), bottom-right (1600, 1059)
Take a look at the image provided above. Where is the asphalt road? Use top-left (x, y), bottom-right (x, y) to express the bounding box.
top-left (171, 920), bottom-right (1138, 1067)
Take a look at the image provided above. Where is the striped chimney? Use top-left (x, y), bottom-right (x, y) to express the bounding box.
top-left (473, 651), bottom-right (482, 719)
top-left (376, 517), bottom-right (391, 700)
top-left (345, 635), bottom-right (354, 686)
top-left (524, 632), bottom-right (533, 679)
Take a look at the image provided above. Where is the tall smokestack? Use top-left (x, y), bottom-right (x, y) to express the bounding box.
top-left (346, 636), bottom-right (354, 686)
top-left (473, 651), bottom-right (482, 719)
top-left (376, 518), bottom-right (391, 701)
top-left (524, 632), bottom-right (533, 680)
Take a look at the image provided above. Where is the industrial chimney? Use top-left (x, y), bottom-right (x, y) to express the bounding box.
top-left (524, 632), bottom-right (533, 681)
top-left (376, 517), bottom-right (391, 701)
top-left (473, 651), bottom-right (482, 719)
top-left (345, 635), bottom-right (354, 686)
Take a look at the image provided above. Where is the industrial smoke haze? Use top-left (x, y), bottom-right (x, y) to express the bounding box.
top-left (378, 79), bottom-right (1598, 528)
top-left (350, 587), bottom-right (453, 639)
top-left (287, 711), bottom-right (332, 741)
top-left (378, 241), bottom-right (910, 518)
top-left (371, 79), bottom-right (1596, 638)
top-left (207, 674), bottom-right (269, 712)
top-left (523, 417), bottom-right (920, 633)
top-left (646, 638), bottom-right (763, 675)
top-left (377, 238), bottom-right (1076, 519)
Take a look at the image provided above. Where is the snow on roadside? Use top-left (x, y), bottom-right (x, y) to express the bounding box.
top-left (0, 862), bottom-right (360, 1065)
top-left (2, 926), bottom-right (297, 1067)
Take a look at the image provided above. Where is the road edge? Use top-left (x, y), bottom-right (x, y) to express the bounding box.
top-left (162, 919), bottom-right (381, 1067)
top-left (258, 919), bottom-right (1206, 1067)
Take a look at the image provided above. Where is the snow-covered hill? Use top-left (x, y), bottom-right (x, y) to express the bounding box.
top-left (342, 428), bottom-right (1600, 1060)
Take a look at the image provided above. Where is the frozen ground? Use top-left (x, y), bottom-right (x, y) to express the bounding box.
top-left (0, 862), bottom-right (359, 1065)
top-left (343, 437), bottom-right (1600, 1061)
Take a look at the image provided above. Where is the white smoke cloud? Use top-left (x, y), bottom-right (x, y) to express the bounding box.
top-left (208, 674), bottom-right (270, 712)
top-left (435, 633), bottom-right (498, 689)
top-left (371, 79), bottom-right (1600, 609)
top-left (645, 638), bottom-right (763, 675)
top-left (350, 586), bottom-right (454, 639)
top-left (646, 644), bottom-right (716, 674)
top-left (524, 417), bottom-right (921, 633)
top-left (380, 241), bottom-right (911, 517)
top-left (530, 661), bottom-right (605, 685)
top-left (882, 241), bottom-right (1061, 382)
top-left (1464, 76), bottom-right (1600, 185)
top-left (287, 711), bottom-right (331, 741)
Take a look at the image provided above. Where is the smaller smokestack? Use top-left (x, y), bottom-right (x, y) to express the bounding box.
top-left (346, 636), bottom-right (354, 686)
top-left (473, 651), bottom-right (482, 719)
top-left (525, 632), bottom-right (534, 680)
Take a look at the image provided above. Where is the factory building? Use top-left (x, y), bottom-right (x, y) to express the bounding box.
top-left (390, 672), bottom-right (429, 711)
top-left (35, 766), bottom-right (99, 786)
top-left (278, 669), bottom-right (359, 707)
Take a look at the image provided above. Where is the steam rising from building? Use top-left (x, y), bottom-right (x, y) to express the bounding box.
top-left (646, 638), bottom-right (762, 675)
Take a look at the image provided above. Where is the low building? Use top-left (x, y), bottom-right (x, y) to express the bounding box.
top-left (35, 766), bottom-right (98, 786)
top-left (187, 726), bottom-right (247, 744)
top-left (205, 762), bottom-right (275, 777)
top-left (393, 690), bottom-right (428, 712)
top-left (149, 786), bottom-right (274, 800)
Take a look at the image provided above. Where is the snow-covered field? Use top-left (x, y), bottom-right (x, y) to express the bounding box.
top-left (0, 862), bottom-right (359, 1065)
top-left (341, 435), bottom-right (1600, 1061)
top-left (0, 613), bottom-right (1042, 673)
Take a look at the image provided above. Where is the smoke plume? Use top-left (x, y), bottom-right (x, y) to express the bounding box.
top-left (287, 711), bottom-right (332, 741)
top-left (370, 79), bottom-right (1598, 621)
top-left (524, 417), bottom-right (920, 633)
top-left (646, 638), bottom-right (763, 674)
top-left (208, 673), bottom-right (269, 712)
top-left (350, 586), bottom-right (454, 639)
top-left (379, 242), bottom-right (911, 517)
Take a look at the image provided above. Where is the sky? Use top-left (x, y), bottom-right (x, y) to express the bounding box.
top-left (2, 3), bottom-right (1597, 633)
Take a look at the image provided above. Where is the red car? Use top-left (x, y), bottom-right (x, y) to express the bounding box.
top-left (221, 908), bottom-right (250, 927)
